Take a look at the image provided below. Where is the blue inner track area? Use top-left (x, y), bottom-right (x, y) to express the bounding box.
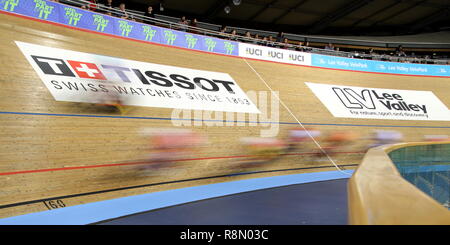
top-left (0, 170), bottom-right (353, 225)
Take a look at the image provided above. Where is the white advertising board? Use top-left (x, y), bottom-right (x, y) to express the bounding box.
top-left (239, 43), bottom-right (311, 66)
top-left (16, 41), bottom-right (260, 114)
top-left (306, 82), bottom-right (450, 121)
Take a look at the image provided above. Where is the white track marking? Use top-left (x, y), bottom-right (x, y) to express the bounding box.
top-left (242, 58), bottom-right (351, 175)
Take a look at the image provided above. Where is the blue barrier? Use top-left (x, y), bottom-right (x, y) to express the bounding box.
top-left (311, 53), bottom-right (450, 77)
top-left (0, 0), bottom-right (239, 56)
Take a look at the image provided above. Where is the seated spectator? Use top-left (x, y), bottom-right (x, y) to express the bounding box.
top-left (218, 25), bottom-right (228, 38)
top-left (396, 45), bottom-right (406, 57)
top-left (295, 41), bottom-right (304, 51)
top-left (267, 35), bottom-right (275, 47)
top-left (276, 32), bottom-right (285, 43)
top-left (303, 41), bottom-right (312, 52)
top-left (189, 18), bottom-right (199, 34)
top-left (103, 0), bottom-right (114, 9)
top-left (144, 6), bottom-right (156, 25)
top-left (243, 31), bottom-right (251, 42)
top-left (325, 43), bottom-right (335, 50)
top-left (87, 0), bottom-right (98, 12)
top-left (262, 36), bottom-right (268, 46)
top-left (281, 38), bottom-right (290, 49)
top-left (96, 0), bottom-right (113, 15)
top-left (252, 34), bottom-right (260, 45)
top-left (229, 29), bottom-right (238, 41)
top-left (116, 3), bottom-right (130, 19)
top-left (178, 16), bottom-right (189, 31)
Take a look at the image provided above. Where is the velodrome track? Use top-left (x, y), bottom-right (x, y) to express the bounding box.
top-left (0, 12), bottom-right (449, 220)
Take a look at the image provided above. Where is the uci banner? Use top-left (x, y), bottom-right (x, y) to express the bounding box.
top-left (16, 41), bottom-right (260, 114)
top-left (305, 82), bottom-right (450, 121)
top-left (239, 43), bottom-right (311, 66)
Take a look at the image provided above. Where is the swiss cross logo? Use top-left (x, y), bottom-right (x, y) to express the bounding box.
top-left (67, 60), bottom-right (106, 80)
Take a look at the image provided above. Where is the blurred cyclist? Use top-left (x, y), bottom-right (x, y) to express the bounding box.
top-left (366, 130), bottom-right (403, 150)
top-left (137, 128), bottom-right (207, 174)
top-left (285, 127), bottom-right (321, 153)
top-left (315, 130), bottom-right (359, 158)
top-left (233, 137), bottom-right (286, 170)
top-left (95, 83), bottom-right (129, 115)
top-left (423, 135), bottom-right (449, 142)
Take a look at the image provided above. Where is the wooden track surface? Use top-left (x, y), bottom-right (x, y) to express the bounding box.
top-left (0, 13), bottom-right (449, 219)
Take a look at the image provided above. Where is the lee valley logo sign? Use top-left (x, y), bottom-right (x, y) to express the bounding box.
top-left (306, 82), bottom-right (450, 121)
top-left (16, 41), bottom-right (260, 114)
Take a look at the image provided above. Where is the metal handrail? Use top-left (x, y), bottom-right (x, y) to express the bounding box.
top-left (348, 142), bottom-right (450, 225)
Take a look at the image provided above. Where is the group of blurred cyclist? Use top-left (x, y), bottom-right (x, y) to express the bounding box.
top-left (91, 86), bottom-right (448, 175)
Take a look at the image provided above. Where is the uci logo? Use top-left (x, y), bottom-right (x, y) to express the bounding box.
top-left (288, 54), bottom-right (304, 62)
top-left (267, 51), bottom-right (283, 59)
top-left (246, 48), bottom-right (262, 56)
top-left (31, 55), bottom-right (238, 94)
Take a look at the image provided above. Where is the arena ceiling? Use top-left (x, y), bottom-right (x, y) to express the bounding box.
top-left (125, 0), bottom-right (450, 36)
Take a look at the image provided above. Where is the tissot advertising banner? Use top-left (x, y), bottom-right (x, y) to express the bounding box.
top-left (16, 41), bottom-right (260, 113)
top-left (305, 82), bottom-right (450, 121)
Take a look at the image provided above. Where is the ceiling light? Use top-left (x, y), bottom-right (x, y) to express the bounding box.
top-left (233, 0), bottom-right (241, 6)
top-left (224, 5), bottom-right (231, 14)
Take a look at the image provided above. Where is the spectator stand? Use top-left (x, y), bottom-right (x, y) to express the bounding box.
top-left (60, 0), bottom-right (450, 65)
